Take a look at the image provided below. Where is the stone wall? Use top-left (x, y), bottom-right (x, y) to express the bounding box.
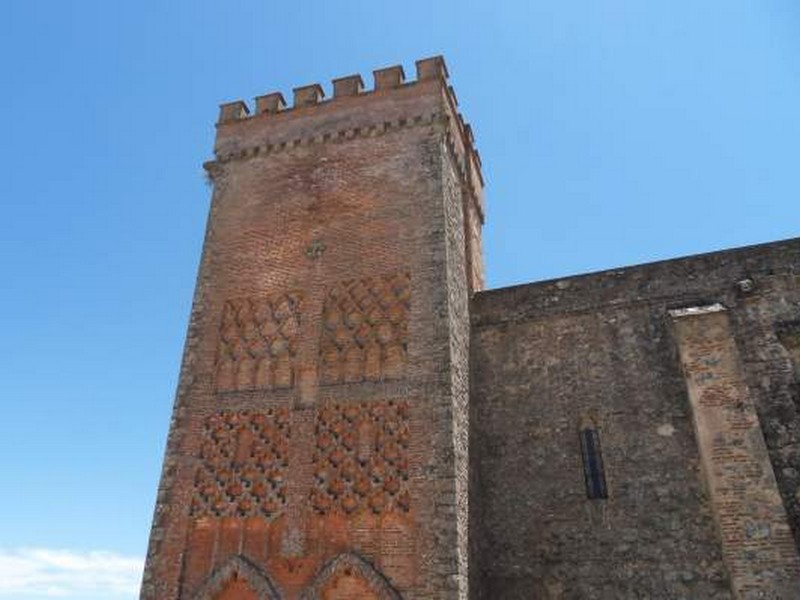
top-left (470, 238), bottom-right (800, 599)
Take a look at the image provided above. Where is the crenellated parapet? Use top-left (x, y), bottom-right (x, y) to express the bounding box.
top-left (210, 56), bottom-right (484, 228)
top-left (217, 57), bottom-right (447, 123)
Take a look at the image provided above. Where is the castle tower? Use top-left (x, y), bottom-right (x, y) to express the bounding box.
top-left (141, 56), bottom-right (485, 600)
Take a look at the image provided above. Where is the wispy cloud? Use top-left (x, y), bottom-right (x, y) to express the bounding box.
top-left (0, 548), bottom-right (143, 598)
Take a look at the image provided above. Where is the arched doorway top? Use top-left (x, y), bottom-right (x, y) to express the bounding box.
top-left (194, 555), bottom-right (282, 600)
top-left (301, 553), bottom-right (402, 600)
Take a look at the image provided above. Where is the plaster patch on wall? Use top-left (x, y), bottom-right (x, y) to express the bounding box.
top-left (657, 423), bottom-right (676, 437)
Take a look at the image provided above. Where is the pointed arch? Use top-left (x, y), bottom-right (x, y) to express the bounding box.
top-left (301, 553), bottom-right (402, 600)
top-left (194, 555), bottom-right (282, 600)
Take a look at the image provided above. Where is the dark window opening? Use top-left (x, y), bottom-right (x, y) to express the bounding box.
top-left (580, 427), bottom-right (608, 500)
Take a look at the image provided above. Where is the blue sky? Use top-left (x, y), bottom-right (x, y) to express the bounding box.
top-left (1, 1), bottom-right (799, 597)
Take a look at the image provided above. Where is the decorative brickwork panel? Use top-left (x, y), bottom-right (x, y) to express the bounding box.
top-left (216, 293), bottom-right (303, 392)
top-left (191, 410), bottom-right (291, 519)
top-left (310, 401), bottom-right (411, 516)
top-left (319, 274), bottom-right (410, 385)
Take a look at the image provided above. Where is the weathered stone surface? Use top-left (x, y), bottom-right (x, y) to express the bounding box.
top-left (470, 239), bottom-right (800, 599)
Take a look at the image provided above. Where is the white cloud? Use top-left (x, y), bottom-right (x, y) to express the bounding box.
top-left (0, 548), bottom-right (143, 598)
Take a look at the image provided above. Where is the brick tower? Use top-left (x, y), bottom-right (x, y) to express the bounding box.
top-left (141, 56), bottom-right (484, 600)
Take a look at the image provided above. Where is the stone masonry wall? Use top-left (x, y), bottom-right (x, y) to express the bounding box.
top-left (470, 238), bottom-right (800, 599)
top-left (442, 141), bottom-right (471, 599)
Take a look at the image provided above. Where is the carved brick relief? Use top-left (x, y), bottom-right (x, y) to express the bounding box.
top-left (319, 273), bottom-right (410, 385)
top-left (191, 409), bottom-right (291, 519)
top-left (216, 293), bottom-right (303, 392)
top-left (310, 401), bottom-right (411, 516)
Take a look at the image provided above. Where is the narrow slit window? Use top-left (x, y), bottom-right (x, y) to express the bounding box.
top-left (580, 426), bottom-right (608, 499)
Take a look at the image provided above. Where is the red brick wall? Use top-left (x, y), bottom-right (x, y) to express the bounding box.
top-left (141, 58), bottom-right (483, 600)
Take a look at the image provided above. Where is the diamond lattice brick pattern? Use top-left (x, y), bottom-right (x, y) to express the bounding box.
top-left (310, 400), bottom-right (411, 516)
top-left (191, 409), bottom-right (291, 519)
top-left (215, 293), bottom-right (303, 392)
top-left (319, 273), bottom-right (410, 385)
